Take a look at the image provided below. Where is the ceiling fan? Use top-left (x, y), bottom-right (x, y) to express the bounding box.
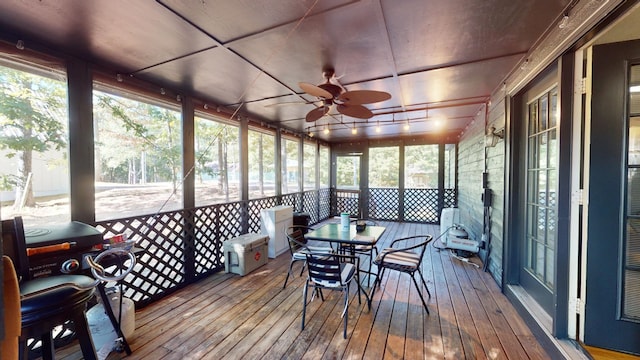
top-left (299, 68), bottom-right (391, 122)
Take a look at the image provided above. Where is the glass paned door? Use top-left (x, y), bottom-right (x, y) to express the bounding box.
top-left (335, 155), bottom-right (360, 216)
top-left (625, 65), bottom-right (640, 320)
top-left (522, 87), bottom-right (559, 313)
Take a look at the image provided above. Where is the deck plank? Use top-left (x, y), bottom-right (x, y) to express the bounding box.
top-left (53, 221), bottom-right (551, 360)
top-left (430, 244), bottom-right (466, 359)
top-left (439, 248), bottom-right (487, 360)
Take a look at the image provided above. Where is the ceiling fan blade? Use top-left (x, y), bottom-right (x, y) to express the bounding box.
top-left (299, 82), bottom-right (333, 99)
top-left (305, 106), bottom-right (330, 122)
top-left (263, 100), bottom-right (318, 108)
top-left (337, 104), bottom-right (373, 119)
top-left (337, 90), bottom-right (391, 105)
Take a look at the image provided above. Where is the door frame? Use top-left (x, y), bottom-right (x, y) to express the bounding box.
top-left (331, 144), bottom-right (368, 217)
top-left (504, 55), bottom-right (573, 339)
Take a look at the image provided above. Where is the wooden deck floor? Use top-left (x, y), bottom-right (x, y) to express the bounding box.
top-left (57, 221), bottom-right (550, 359)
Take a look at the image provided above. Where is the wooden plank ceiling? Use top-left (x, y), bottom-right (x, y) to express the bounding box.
top-left (0, 0), bottom-right (570, 142)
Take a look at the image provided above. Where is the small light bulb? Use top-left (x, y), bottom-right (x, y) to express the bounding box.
top-left (324, 127), bottom-right (330, 135)
top-left (308, 131), bottom-right (314, 137)
top-left (375, 121), bottom-right (381, 133)
top-left (352, 126), bottom-right (357, 135)
top-left (404, 122), bottom-right (410, 131)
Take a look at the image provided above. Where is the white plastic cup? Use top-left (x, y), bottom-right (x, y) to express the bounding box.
top-left (341, 213), bottom-right (350, 231)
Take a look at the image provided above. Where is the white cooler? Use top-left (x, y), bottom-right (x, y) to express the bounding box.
top-left (223, 233), bottom-right (269, 276)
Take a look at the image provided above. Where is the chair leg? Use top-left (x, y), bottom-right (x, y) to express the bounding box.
top-left (74, 313), bottom-right (97, 360)
top-left (417, 268), bottom-right (431, 298)
top-left (411, 274), bottom-right (430, 314)
top-left (366, 250), bottom-right (374, 287)
top-left (372, 266), bottom-right (383, 295)
top-left (354, 270), bottom-right (361, 304)
top-left (343, 287), bottom-right (349, 339)
top-left (299, 260), bottom-right (306, 276)
top-left (41, 332), bottom-right (54, 360)
top-left (302, 281), bottom-right (309, 330)
top-left (283, 260), bottom-right (295, 289)
top-left (18, 336), bottom-right (28, 360)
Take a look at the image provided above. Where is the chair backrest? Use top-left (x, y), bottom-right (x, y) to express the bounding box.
top-left (286, 226), bottom-right (308, 253)
top-left (1, 216), bottom-right (29, 281)
top-left (305, 254), bottom-right (344, 287)
top-left (350, 218), bottom-right (377, 226)
top-left (414, 235), bottom-right (433, 263)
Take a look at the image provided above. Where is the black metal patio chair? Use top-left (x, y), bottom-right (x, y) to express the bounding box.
top-left (301, 253), bottom-right (361, 339)
top-left (282, 225), bottom-right (334, 289)
top-left (372, 234), bottom-right (433, 313)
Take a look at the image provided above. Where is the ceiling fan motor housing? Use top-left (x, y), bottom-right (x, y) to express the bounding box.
top-left (318, 83), bottom-right (343, 100)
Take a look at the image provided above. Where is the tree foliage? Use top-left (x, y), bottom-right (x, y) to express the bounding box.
top-left (0, 66), bottom-right (67, 207)
top-left (94, 90), bottom-right (182, 189)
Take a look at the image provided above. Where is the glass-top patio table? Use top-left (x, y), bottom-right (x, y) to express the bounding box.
top-left (304, 223), bottom-right (386, 247)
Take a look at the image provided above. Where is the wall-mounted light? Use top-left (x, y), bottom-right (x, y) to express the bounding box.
top-left (485, 126), bottom-right (505, 147)
top-left (558, 13), bottom-right (570, 29)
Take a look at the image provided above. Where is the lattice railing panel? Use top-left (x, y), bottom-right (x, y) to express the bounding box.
top-left (444, 188), bottom-right (457, 207)
top-left (302, 190), bottom-right (319, 224)
top-left (404, 188), bottom-right (439, 223)
top-left (192, 207), bottom-right (223, 276)
top-left (90, 186), bottom-right (461, 310)
top-left (281, 193), bottom-right (298, 210)
top-left (94, 211), bottom-right (187, 306)
top-left (216, 202), bottom-right (244, 241)
top-left (318, 188), bottom-right (331, 222)
top-left (248, 197), bottom-right (278, 233)
top-left (369, 188), bottom-right (399, 220)
top-left (335, 189), bottom-right (359, 217)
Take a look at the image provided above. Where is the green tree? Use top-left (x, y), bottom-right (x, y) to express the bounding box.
top-left (195, 118), bottom-right (239, 201)
top-left (248, 130), bottom-right (275, 197)
top-left (0, 66), bottom-right (67, 208)
top-left (369, 147), bottom-right (399, 187)
top-left (94, 92), bottom-right (151, 183)
top-left (94, 91), bottom-right (183, 191)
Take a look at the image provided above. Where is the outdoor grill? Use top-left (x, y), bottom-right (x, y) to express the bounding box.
top-left (24, 221), bottom-right (104, 278)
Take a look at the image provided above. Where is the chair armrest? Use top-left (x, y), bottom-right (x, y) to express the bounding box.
top-left (288, 225), bottom-right (315, 233)
top-left (378, 235), bottom-right (433, 263)
top-left (389, 235), bottom-right (433, 249)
